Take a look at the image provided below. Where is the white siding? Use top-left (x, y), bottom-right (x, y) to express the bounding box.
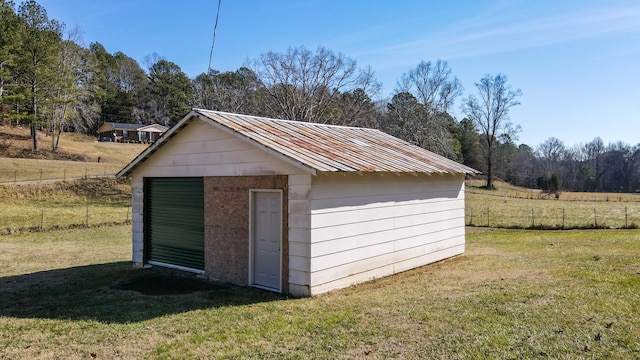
top-left (131, 176), bottom-right (144, 266)
top-left (132, 120), bottom-right (306, 177)
top-left (287, 174), bottom-right (312, 297)
top-left (307, 172), bottom-right (466, 295)
top-left (129, 119), bottom-right (312, 294)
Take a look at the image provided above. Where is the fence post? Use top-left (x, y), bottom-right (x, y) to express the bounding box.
top-left (40, 209), bottom-right (44, 230)
top-left (39, 169), bottom-right (42, 183)
top-left (126, 207), bottom-right (129, 222)
top-left (531, 208), bottom-right (535, 227)
top-left (14, 170), bottom-right (17, 184)
top-left (86, 204), bottom-right (89, 227)
top-left (85, 167), bottom-right (87, 179)
top-left (487, 207), bottom-right (490, 227)
top-left (594, 208), bottom-right (597, 227)
top-left (63, 168), bottom-right (66, 181)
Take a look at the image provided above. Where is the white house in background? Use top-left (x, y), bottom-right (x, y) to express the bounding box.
top-left (117, 109), bottom-right (479, 296)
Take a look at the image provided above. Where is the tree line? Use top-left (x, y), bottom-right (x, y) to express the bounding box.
top-left (1, 0), bottom-right (638, 193)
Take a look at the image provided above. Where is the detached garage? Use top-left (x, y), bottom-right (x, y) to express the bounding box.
top-left (117, 109), bottom-right (478, 296)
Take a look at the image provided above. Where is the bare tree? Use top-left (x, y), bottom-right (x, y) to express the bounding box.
top-left (583, 137), bottom-right (610, 191)
top-left (611, 142), bottom-right (640, 193)
top-left (191, 67), bottom-right (261, 115)
top-left (44, 28), bottom-right (84, 152)
top-left (538, 137), bottom-right (566, 175)
top-left (511, 144), bottom-right (538, 188)
top-left (462, 74), bottom-right (522, 189)
top-left (390, 60), bottom-right (463, 157)
top-left (397, 60), bottom-right (462, 114)
top-left (249, 46), bottom-right (380, 124)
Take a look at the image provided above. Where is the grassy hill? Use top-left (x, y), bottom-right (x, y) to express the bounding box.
top-left (0, 125), bottom-right (148, 164)
top-left (0, 126), bottom-right (143, 233)
top-left (0, 125), bottom-right (148, 182)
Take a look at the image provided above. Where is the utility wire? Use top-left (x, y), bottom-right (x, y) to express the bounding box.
top-left (207, 0), bottom-right (222, 75)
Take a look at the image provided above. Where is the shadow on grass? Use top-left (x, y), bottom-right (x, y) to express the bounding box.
top-left (0, 261), bottom-right (287, 324)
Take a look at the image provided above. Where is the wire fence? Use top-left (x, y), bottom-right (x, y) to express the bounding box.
top-left (0, 167), bottom-right (119, 184)
top-left (0, 204), bottom-right (132, 235)
top-left (466, 188), bottom-right (640, 203)
top-left (466, 205), bottom-right (640, 229)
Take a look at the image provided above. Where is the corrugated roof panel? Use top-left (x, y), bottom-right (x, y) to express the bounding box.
top-left (195, 109), bottom-right (479, 175)
top-left (118, 109), bottom-right (480, 177)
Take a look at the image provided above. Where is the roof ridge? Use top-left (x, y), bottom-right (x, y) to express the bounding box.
top-left (192, 108), bottom-right (381, 131)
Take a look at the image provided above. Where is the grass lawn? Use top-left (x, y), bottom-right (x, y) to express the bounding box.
top-left (1, 226), bottom-right (639, 359)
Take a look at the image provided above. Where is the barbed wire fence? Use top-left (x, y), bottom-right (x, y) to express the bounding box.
top-left (1, 204), bottom-right (132, 235)
top-left (0, 166), bottom-right (118, 184)
top-left (466, 206), bottom-right (639, 229)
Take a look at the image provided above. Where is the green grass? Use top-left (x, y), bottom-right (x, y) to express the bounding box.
top-left (1, 226), bottom-right (639, 359)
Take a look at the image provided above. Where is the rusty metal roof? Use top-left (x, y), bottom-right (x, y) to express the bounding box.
top-left (118, 109), bottom-right (479, 177)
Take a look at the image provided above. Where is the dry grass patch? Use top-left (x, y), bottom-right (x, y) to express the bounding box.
top-left (466, 178), bottom-right (640, 202)
top-left (0, 157), bottom-right (124, 183)
top-left (0, 125), bottom-right (147, 183)
top-left (0, 125), bottom-right (147, 161)
top-left (466, 180), bottom-right (640, 229)
top-left (0, 178), bottom-right (131, 233)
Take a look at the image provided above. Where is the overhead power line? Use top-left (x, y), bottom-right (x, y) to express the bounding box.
top-left (207, 0), bottom-right (222, 75)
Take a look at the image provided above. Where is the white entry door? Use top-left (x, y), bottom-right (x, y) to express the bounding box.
top-left (251, 191), bottom-right (282, 291)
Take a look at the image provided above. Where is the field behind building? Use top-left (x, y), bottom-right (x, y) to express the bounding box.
top-left (0, 125), bottom-right (147, 183)
top-left (466, 179), bottom-right (640, 229)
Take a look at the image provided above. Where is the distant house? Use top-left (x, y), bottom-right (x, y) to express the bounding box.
top-left (98, 122), bottom-right (168, 143)
top-left (117, 109), bottom-right (479, 296)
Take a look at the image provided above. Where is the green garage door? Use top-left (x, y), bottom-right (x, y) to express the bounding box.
top-left (145, 177), bottom-right (204, 271)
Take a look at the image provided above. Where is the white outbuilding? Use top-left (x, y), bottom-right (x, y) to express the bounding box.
top-left (117, 109), bottom-right (478, 296)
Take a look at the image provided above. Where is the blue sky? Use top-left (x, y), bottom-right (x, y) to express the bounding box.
top-left (38, 0), bottom-right (640, 148)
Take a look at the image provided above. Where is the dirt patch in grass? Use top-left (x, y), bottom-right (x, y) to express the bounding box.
top-left (0, 178), bottom-right (132, 234)
top-left (115, 273), bottom-right (226, 296)
top-left (0, 177), bottom-right (130, 202)
top-left (0, 146), bottom-right (89, 161)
